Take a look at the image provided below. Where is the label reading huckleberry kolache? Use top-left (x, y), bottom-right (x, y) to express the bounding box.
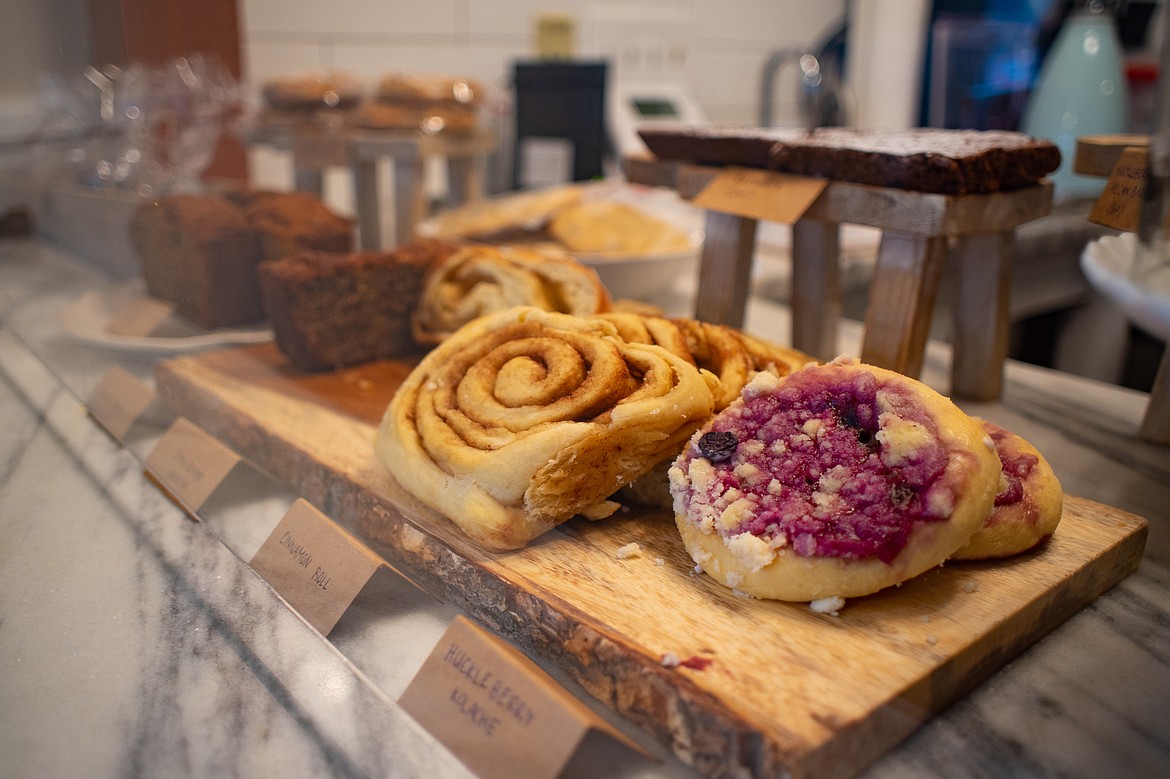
top-left (399, 615), bottom-right (649, 779)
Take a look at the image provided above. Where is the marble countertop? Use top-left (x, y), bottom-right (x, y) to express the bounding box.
top-left (2, 237), bottom-right (1169, 779)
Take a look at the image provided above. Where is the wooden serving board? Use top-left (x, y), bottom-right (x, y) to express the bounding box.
top-left (155, 343), bottom-right (1148, 779)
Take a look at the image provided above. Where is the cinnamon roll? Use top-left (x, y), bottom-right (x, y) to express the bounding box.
top-left (376, 307), bottom-right (717, 550)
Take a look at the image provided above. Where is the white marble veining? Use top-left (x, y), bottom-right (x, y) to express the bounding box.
top-left (2, 237), bottom-right (1170, 778)
top-left (0, 243), bottom-right (478, 778)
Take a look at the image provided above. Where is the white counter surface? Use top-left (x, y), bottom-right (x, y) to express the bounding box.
top-left (2, 237), bottom-right (1168, 778)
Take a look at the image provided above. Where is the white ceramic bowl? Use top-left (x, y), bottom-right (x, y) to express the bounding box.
top-left (570, 182), bottom-right (703, 301)
top-left (1081, 233), bottom-right (1170, 342)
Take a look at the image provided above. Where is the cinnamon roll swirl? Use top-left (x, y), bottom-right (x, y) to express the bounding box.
top-left (376, 307), bottom-right (717, 549)
top-left (594, 312), bottom-right (813, 411)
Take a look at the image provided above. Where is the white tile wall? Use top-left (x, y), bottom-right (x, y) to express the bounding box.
top-left (239, 0), bottom-right (845, 125)
top-left (242, 0), bottom-right (459, 38)
top-left (239, 0), bottom-right (845, 201)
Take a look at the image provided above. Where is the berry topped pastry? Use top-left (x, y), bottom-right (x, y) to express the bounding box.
top-left (951, 420), bottom-right (1063, 560)
top-left (668, 358), bottom-right (1002, 602)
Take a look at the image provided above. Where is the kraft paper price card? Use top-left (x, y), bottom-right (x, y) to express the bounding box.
top-left (399, 616), bottom-right (649, 779)
top-left (249, 499), bottom-right (386, 636)
top-left (1089, 146), bottom-right (1150, 232)
top-left (87, 366), bottom-right (157, 442)
top-left (145, 417), bottom-right (242, 513)
top-left (693, 166), bottom-right (828, 224)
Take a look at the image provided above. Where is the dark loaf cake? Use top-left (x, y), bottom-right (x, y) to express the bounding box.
top-left (225, 190), bottom-right (355, 260)
top-left (636, 125), bottom-right (1060, 195)
top-left (766, 127), bottom-right (1061, 195)
top-left (637, 124), bottom-right (805, 168)
top-left (131, 191), bottom-right (354, 330)
top-left (129, 195), bottom-right (264, 329)
top-left (258, 238), bottom-right (461, 372)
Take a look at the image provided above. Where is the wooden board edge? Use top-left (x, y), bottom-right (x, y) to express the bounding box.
top-left (797, 508), bottom-right (1147, 779)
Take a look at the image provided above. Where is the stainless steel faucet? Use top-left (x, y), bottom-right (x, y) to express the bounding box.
top-left (759, 49), bottom-right (844, 129)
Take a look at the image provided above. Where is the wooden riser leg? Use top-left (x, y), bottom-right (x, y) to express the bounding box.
top-left (952, 232), bottom-right (1012, 400)
top-left (392, 157), bottom-right (426, 248)
top-left (860, 231), bottom-right (947, 378)
top-left (447, 154), bottom-right (486, 206)
top-left (1140, 348), bottom-right (1170, 445)
top-left (791, 218), bottom-right (841, 360)
top-left (693, 211), bottom-right (758, 329)
top-left (352, 158), bottom-right (382, 250)
top-left (293, 168), bottom-right (324, 197)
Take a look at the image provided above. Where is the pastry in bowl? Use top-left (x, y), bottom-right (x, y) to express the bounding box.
top-left (548, 201), bottom-right (694, 255)
top-left (951, 420), bottom-right (1063, 560)
top-left (376, 307), bottom-right (718, 550)
top-left (669, 358), bottom-right (1001, 602)
top-left (421, 185), bottom-right (585, 243)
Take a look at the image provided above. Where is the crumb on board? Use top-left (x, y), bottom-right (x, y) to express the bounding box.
top-left (654, 557), bottom-right (665, 566)
top-left (810, 596), bottom-right (846, 615)
top-left (961, 579), bottom-right (980, 593)
top-left (926, 634), bottom-right (938, 645)
top-left (616, 542), bottom-right (642, 560)
top-left (659, 652), bottom-right (714, 671)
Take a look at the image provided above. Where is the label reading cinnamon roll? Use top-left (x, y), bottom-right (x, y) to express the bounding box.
top-left (250, 498), bottom-right (389, 635)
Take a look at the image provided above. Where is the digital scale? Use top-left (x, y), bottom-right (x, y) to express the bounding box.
top-left (607, 81), bottom-right (709, 162)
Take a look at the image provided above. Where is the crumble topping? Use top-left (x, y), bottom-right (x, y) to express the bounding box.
top-left (673, 365), bottom-right (954, 565)
top-left (983, 422), bottom-right (1038, 507)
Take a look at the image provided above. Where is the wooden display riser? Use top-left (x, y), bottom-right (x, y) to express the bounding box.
top-left (625, 156), bottom-right (1055, 401)
top-left (250, 125), bottom-right (496, 249)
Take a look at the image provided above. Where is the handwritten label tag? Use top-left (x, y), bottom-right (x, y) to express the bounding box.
top-left (105, 296), bottom-right (176, 337)
top-left (145, 417), bottom-right (242, 512)
top-left (87, 366), bottom-right (156, 441)
top-left (1089, 146), bottom-right (1150, 232)
top-left (693, 166), bottom-right (828, 224)
top-left (250, 499), bottom-right (385, 635)
top-left (400, 616), bottom-right (648, 779)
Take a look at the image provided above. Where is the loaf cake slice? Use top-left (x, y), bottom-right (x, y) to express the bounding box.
top-left (258, 238), bottom-right (460, 372)
top-left (224, 190), bottom-right (355, 260)
top-left (129, 195), bottom-right (264, 329)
